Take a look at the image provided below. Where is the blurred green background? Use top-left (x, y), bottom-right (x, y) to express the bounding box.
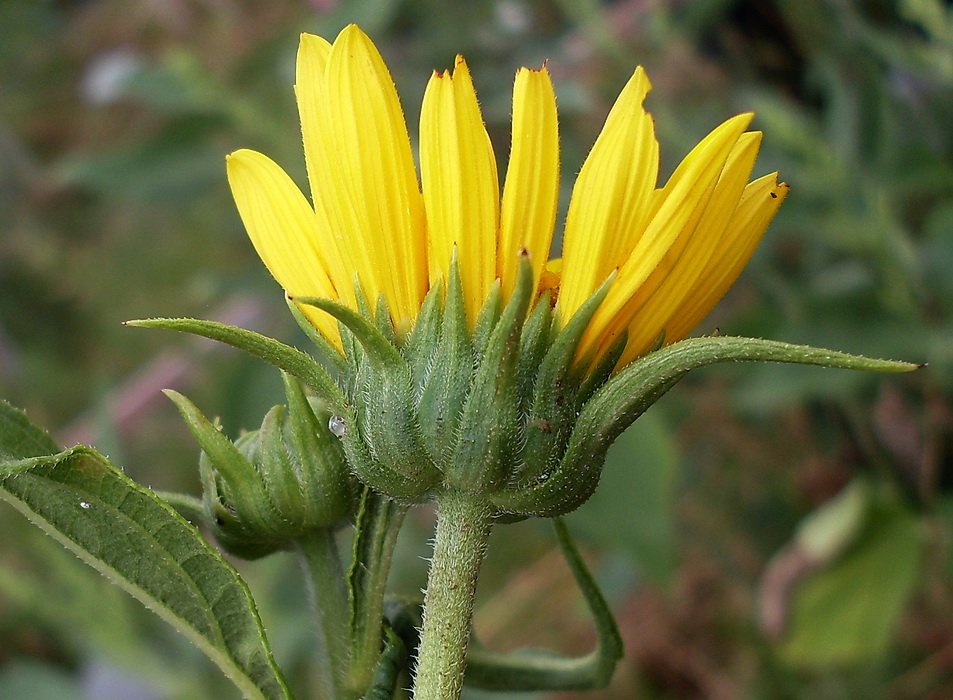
top-left (1, 0), bottom-right (950, 698)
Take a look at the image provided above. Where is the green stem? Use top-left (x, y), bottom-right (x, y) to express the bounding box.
top-left (412, 491), bottom-right (494, 700)
top-left (463, 518), bottom-right (623, 691)
top-left (297, 529), bottom-right (350, 700)
top-left (347, 492), bottom-right (408, 695)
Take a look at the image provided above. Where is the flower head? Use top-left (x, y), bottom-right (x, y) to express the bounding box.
top-left (220, 24), bottom-right (798, 512)
top-left (226, 24), bottom-right (787, 373)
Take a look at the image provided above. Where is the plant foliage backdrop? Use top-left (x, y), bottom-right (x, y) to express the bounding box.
top-left (0, 0), bottom-right (948, 698)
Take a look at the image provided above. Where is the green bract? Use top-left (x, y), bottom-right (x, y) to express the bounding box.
top-left (120, 256), bottom-right (917, 699)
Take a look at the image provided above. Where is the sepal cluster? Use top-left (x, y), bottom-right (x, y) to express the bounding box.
top-left (297, 254), bottom-right (918, 518)
top-left (167, 374), bottom-right (355, 559)
top-left (297, 255), bottom-right (626, 516)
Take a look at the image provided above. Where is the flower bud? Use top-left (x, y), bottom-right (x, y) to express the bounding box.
top-left (167, 373), bottom-right (355, 559)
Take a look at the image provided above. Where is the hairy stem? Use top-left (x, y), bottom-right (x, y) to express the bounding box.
top-left (412, 491), bottom-right (494, 700)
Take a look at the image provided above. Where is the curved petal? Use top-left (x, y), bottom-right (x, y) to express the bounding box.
top-left (300, 25), bottom-right (427, 330)
top-left (226, 149), bottom-right (340, 345)
top-left (664, 174), bottom-right (789, 342)
top-left (576, 112), bottom-right (753, 365)
top-left (295, 33), bottom-right (350, 306)
top-left (499, 66), bottom-right (559, 301)
top-left (558, 67), bottom-right (658, 322)
top-left (616, 130), bottom-right (764, 364)
top-left (420, 56), bottom-right (500, 325)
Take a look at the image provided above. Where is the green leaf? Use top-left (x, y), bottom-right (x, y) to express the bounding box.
top-left (593, 335), bottom-right (919, 448)
top-left (795, 478), bottom-right (870, 561)
top-left (362, 624), bottom-right (409, 700)
top-left (346, 490), bottom-right (408, 696)
top-left (124, 317), bottom-right (345, 411)
top-left (779, 493), bottom-right (924, 667)
top-left (504, 336), bottom-right (918, 517)
top-left (0, 400), bottom-right (59, 461)
top-left (0, 439), bottom-right (292, 700)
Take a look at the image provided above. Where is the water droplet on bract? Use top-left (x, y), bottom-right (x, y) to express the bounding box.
top-left (79, 501), bottom-right (91, 509)
top-left (328, 416), bottom-right (347, 437)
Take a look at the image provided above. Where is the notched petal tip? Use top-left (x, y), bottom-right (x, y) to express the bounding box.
top-left (516, 62), bottom-right (552, 77)
top-left (770, 179), bottom-right (790, 201)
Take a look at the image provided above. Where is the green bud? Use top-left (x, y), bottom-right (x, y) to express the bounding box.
top-left (167, 375), bottom-right (355, 559)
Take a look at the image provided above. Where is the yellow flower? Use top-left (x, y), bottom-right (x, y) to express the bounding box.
top-left (226, 24), bottom-right (787, 371)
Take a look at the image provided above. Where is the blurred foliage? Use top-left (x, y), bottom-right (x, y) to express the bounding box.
top-left (0, 0), bottom-right (950, 698)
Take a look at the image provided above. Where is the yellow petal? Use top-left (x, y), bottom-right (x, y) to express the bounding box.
top-left (301, 25), bottom-right (427, 328)
top-left (558, 67), bottom-right (658, 322)
top-left (615, 130), bottom-right (764, 364)
top-left (420, 56), bottom-right (500, 325)
top-left (324, 26), bottom-right (427, 324)
top-left (664, 174), bottom-right (789, 341)
top-left (498, 66), bottom-right (559, 301)
top-left (295, 32), bottom-right (332, 206)
top-left (226, 149), bottom-right (340, 345)
top-left (295, 32), bottom-right (354, 312)
top-left (576, 112), bottom-right (754, 364)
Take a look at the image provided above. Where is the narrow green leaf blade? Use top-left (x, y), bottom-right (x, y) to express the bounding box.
top-left (498, 336), bottom-right (918, 517)
top-left (591, 335), bottom-right (919, 445)
top-left (125, 317), bottom-right (345, 410)
top-left (0, 445), bottom-right (292, 700)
